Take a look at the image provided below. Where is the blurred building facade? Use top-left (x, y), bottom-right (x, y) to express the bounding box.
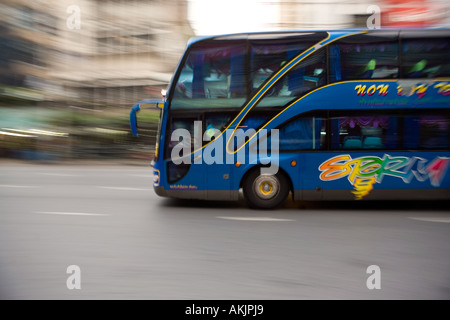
top-left (280, 0), bottom-right (374, 30)
top-left (0, 0), bottom-right (194, 107)
top-left (53, 0), bottom-right (194, 107)
top-left (1, 0), bottom-right (449, 108)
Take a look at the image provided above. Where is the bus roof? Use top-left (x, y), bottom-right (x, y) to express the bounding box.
top-left (187, 28), bottom-right (450, 48)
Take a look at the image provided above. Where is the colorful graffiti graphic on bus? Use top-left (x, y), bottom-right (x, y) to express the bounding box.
top-left (319, 154), bottom-right (450, 200)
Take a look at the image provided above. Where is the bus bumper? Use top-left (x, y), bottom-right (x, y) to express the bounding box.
top-left (154, 186), bottom-right (168, 197)
top-left (153, 185), bottom-right (238, 201)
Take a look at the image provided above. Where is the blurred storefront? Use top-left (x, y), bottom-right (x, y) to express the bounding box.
top-left (381, 0), bottom-right (449, 28)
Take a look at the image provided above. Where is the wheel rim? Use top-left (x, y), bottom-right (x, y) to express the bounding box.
top-left (253, 175), bottom-right (280, 200)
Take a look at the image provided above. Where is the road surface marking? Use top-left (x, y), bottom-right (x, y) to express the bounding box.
top-left (96, 186), bottom-right (152, 191)
top-left (129, 174), bottom-right (154, 178)
top-left (36, 173), bottom-right (80, 177)
top-left (217, 216), bottom-right (295, 222)
top-left (409, 217), bottom-right (450, 223)
top-left (0, 185), bottom-right (38, 188)
top-left (37, 211), bottom-right (108, 217)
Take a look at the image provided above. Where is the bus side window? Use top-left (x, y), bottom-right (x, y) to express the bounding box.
top-left (330, 114), bottom-right (396, 150)
top-left (278, 116), bottom-right (326, 150)
top-left (403, 114), bottom-right (450, 150)
top-left (335, 40), bottom-right (398, 81)
top-left (255, 48), bottom-right (327, 108)
top-left (250, 41), bottom-right (312, 96)
top-left (166, 117), bottom-right (198, 159)
top-left (418, 115), bottom-right (450, 149)
top-left (401, 38), bottom-right (450, 78)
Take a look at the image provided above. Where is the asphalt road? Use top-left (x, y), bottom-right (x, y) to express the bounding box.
top-left (0, 163), bottom-right (449, 300)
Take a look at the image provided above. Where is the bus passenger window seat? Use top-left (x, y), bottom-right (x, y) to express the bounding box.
top-left (361, 59), bottom-right (376, 79)
top-left (343, 136), bottom-right (362, 149)
top-left (421, 135), bottom-right (448, 149)
top-left (407, 59), bottom-right (427, 78)
top-left (372, 66), bottom-right (398, 79)
top-left (363, 136), bottom-right (383, 149)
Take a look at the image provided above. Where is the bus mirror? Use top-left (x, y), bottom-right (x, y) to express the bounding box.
top-left (130, 99), bottom-right (164, 137)
top-left (130, 104), bottom-right (140, 137)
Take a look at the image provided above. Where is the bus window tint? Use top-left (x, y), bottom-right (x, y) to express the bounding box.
top-left (404, 114), bottom-right (450, 149)
top-left (171, 43), bottom-right (247, 109)
top-left (256, 47), bottom-right (327, 108)
top-left (204, 113), bottom-right (232, 139)
top-left (330, 40), bottom-right (398, 81)
top-left (250, 40), bottom-right (312, 94)
top-left (166, 117), bottom-right (198, 159)
top-left (330, 114), bottom-right (396, 150)
top-left (240, 114), bottom-right (275, 131)
top-left (401, 38), bottom-right (450, 78)
top-left (278, 116), bottom-right (326, 150)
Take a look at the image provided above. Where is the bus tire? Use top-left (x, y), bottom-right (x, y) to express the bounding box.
top-left (243, 168), bottom-right (290, 209)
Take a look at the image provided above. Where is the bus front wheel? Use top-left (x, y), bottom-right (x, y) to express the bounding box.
top-left (243, 169), bottom-right (290, 209)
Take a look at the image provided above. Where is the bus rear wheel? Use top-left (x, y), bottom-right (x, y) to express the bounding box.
top-left (243, 169), bottom-right (290, 209)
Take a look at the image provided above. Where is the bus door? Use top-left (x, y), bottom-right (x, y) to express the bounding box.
top-left (277, 114), bottom-right (326, 201)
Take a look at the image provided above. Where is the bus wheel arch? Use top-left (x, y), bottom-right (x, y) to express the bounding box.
top-left (241, 166), bottom-right (292, 209)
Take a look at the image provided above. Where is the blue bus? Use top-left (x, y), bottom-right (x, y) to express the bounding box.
top-left (131, 29), bottom-right (450, 209)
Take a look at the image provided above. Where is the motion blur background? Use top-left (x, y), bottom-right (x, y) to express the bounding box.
top-left (1, 0), bottom-right (449, 162)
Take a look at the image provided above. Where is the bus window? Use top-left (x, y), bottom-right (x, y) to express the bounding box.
top-left (240, 113), bottom-right (276, 131)
top-left (278, 116), bottom-right (326, 150)
top-left (401, 38), bottom-right (450, 78)
top-left (331, 38), bottom-right (398, 81)
top-left (204, 113), bottom-right (233, 140)
top-left (166, 116), bottom-right (198, 159)
top-left (249, 39), bottom-right (313, 95)
top-left (404, 113), bottom-right (450, 149)
top-left (171, 42), bottom-right (247, 110)
top-left (256, 47), bottom-right (327, 108)
top-left (330, 113), bottom-right (395, 150)
top-left (232, 112), bottom-right (279, 152)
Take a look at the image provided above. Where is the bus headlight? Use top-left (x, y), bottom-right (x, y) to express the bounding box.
top-left (153, 169), bottom-right (160, 186)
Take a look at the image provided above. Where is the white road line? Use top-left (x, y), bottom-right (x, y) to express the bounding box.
top-left (409, 217), bottom-right (450, 223)
top-left (96, 186), bottom-right (152, 191)
top-left (217, 216), bottom-right (295, 222)
top-left (0, 185), bottom-right (38, 188)
top-left (36, 173), bottom-right (80, 177)
top-left (128, 174), bottom-right (154, 178)
top-left (37, 211), bottom-right (109, 217)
